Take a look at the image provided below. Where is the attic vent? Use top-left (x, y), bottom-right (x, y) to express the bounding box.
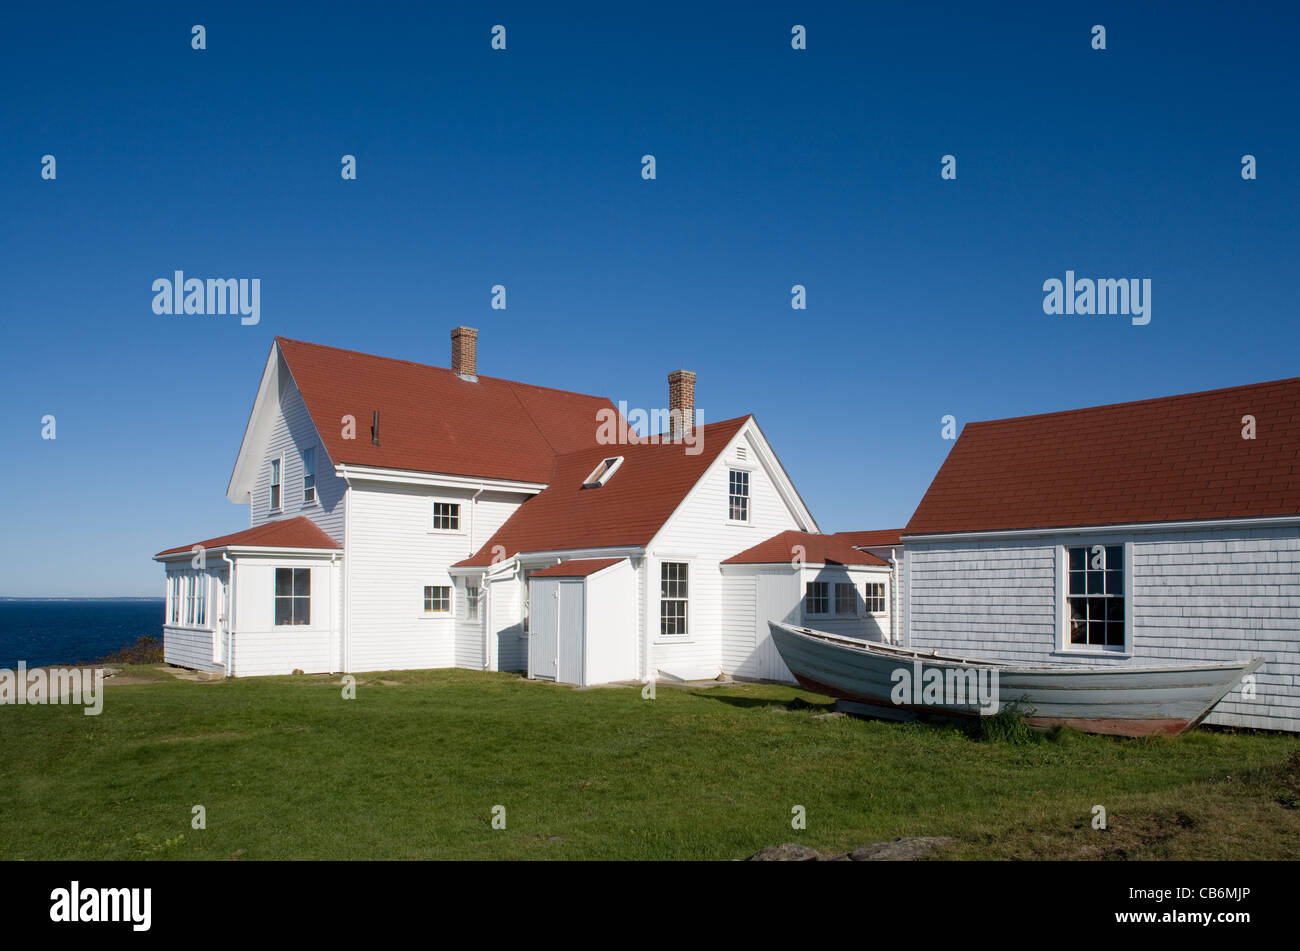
top-left (735, 446), bottom-right (747, 461)
top-left (582, 456), bottom-right (624, 489)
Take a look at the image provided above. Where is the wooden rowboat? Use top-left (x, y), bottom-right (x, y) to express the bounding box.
top-left (768, 621), bottom-right (1263, 737)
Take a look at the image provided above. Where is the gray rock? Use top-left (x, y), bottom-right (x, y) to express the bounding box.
top-left (848, 836), bottom-right (954, 861)
top-left (747, 843), bottom-right (823, 862)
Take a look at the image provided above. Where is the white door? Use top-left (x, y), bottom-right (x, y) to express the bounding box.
top-left (557, 580), bottom-right (585, 686)
top-left (528, 578), bottom-right (559, 680)
top-left (755, 571), bottom-right (795, 683)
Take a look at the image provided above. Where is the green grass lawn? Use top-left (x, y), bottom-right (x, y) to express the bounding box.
top-left (2, 666), bottom-right (1298, 860)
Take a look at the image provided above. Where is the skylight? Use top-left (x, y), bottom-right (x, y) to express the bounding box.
top-left (583, 456), bottom-right (624, 489)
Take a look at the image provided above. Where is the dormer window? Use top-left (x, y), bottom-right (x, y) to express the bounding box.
top-left (583, 456), bottom-right (624, 488)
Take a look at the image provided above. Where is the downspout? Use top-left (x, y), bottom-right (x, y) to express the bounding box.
top-left (328, 551), bottom-right (340, 674)
top-left (219, 552), bottom-right (235, 677)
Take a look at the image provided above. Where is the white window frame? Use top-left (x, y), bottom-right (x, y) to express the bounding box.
top-left (423, 584), bottom-right (452, 615)
top-left (302, 446), bottom-right (317, 505)
top-left (727, 468), bottom-right (751, 524)
top-left (1056, 541), bottom-right (1133, 656)
top-left (582, 456), bottom-right (624, 489)
top-left (274, 567), bottom-right (312, 627)
top-left (658, 561), bottom-right (690, 639)
top-left (269, 456), bottom-right (283, 513)
top-left (465, 584), bottom-right (481, 622)
top-left (804, 581), bottom-right (831, 619)
top-left (430, 500), bottom-right (463, 534)
top-left (865, 581), bottom-right (887, 615)
top-left (834, 582), bottom-right (858, 617)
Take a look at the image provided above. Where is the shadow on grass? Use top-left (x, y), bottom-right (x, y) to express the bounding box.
top-left (691, 691), bottom-right (836, 712)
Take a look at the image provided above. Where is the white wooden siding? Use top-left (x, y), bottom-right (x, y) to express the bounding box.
top-left (905, 525), bottom-right (1300, 732)
top-left (345, 483), bottom-right (527, 673)
top-left (228, 557), bottom-right (340, 677)
top-left (249, 370), bottom-right (346, 543)
top-left (647, 428), bottom-right (805, 681)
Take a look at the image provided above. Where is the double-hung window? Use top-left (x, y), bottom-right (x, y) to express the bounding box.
top-left (804, 581), bottom-right (830, 616)
top-left (865, 582), bottom-right (886, 614)
top-left (834, 583), bottom-right (857, 616)
top-left (302, 447), bottom-right (316, 504)
top-left (660, 563), bottom-right (689, 636)
top-left (1065, 544), bottom-right (1125, 649)
top-left (728, 470), bottom-right (750, 522)
top-left (465, 585), bottom-right (480, 621)
top-left (270, 458), bottom-right (282, 511)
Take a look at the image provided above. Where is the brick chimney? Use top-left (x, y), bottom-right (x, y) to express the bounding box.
top-left (451, 326), bottom-right (478, 381)
top-left (668, 369), bottom-right (696, 440)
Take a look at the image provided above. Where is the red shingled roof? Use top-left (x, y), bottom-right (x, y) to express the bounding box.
top-left (722, 530), bottom-right (891, 567)
top-left (156, 516), bottom-right (341, 556)
top-left (906, 377), bottom-right (1300, 535)
top-left (454, 417), bottom-right (751, 566)
top-left (276, 337), bottom-right (618, 484)
top-left (532, 558), bottom-right (626, 578)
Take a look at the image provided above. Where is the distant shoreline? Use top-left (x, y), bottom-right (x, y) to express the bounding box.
top-left (0, 597), bottom-right (163, 602)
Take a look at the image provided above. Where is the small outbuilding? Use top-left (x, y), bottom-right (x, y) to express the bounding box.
top-left (720, 530), bottom-right (901, 682)
top-left (526, 558), bottom-right (637, 686)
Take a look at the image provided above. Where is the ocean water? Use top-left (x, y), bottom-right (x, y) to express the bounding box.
top-left (0, 600), bottom-right (165, 669)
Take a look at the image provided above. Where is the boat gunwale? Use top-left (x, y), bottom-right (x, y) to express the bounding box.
top-left (771, 621), bottom-right (1265, 677)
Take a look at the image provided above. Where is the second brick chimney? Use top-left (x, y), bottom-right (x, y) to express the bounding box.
top-left (451, 326), bottom-right (478, 381)
top-left (668, 368), bottom-right (696, 440)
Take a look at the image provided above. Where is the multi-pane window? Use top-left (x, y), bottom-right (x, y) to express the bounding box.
top-left (465, 585), bottom-right (480, 621)
top-left (835, 583), bottom-right (857, 615)
top-left (423, 585), bottom-right (451, 614)
top-left (270, 458), bottom-right (281, 511)
top-left (302, 447), bottom-right (316, 503)
top-left (660, 562), bottom-right (689, 636)
top-left (194, 575), bottom-right (205, 626)
top-left (275, 568), bottom-right (311, 625)
top-left (728, 470), bottom-right (750, 522)
top-left (866, 583), bottom-right (886, 614)
top-left (805, 581), bottom-right (829, 616)
top-left (1067, 545), bottom-right (1125, 648)
top-left (432, 502), bottom-right (460, 531)
top-left (169, 572), bottom-right (208, 626)
top-left (169, 575), bottom-right (179, 624)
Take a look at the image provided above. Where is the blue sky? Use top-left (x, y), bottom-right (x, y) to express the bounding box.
top-left (2, 2), bottom-right (1296, 596)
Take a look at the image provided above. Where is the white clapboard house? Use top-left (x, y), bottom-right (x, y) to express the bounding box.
top-left (897, 378), bottom-right (1300, 732)
top-left (155, 329), bottom-right (897, 684)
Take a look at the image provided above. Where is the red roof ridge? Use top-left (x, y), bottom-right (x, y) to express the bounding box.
top-left (964, 376), bottom-right (1300, 431)
top-left (274, 336), bottom-right (614, 404)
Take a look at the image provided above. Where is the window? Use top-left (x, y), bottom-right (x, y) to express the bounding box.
top-left (302, 447), bottom-right (316, 503)
top-left (169, 575), bottom-right (179, 624)
top-left (465, 585), bottom-right (480, 621)
top-left (1066, 545), bottom-right (1125, 649)
top-left (660, 562), bottom-right (689, 636)
top-left (805, 581), bottom-right (829, 616)
top-left (275, 568), bottom-right (311, 625)
top-left (270, 458), bottom-right (281, 511)
top-left (866, 582), bottom-right (886, 614)
top-left (423, 585), bottom-right (451, 614)
top-left (194, 575), bottom-right (206, 627)
top-left (835, 583), bottom-right (857, 616)
top-left (728, 469), bottom-right (750, 522)
top-left (432, 502), bottom-right (460, 531)
top-left (583, 456), bottom-right (624, 488)
top-left (183, 574), bottom-right (194, 624)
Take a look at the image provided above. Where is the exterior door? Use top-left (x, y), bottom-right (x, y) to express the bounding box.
top-left (528, 578), bottom-right (560, 680)
top-left (557, 580), bottom-right (585, 686)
